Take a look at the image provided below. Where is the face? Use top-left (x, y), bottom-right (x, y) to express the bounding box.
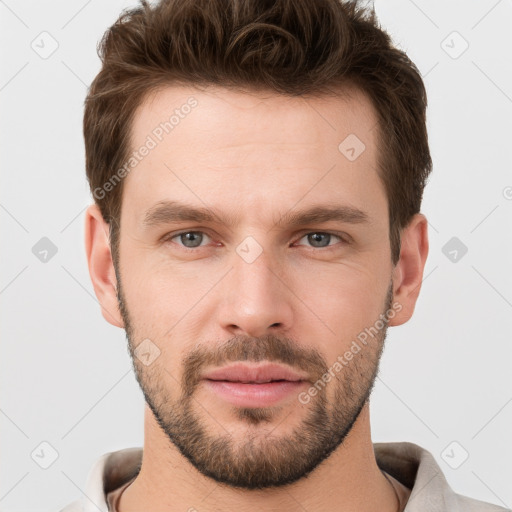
top-left (113, 85), bottom-right (398, 489)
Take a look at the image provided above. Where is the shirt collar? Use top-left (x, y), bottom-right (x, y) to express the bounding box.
top-left (71, 441), bottom-right (492, 512)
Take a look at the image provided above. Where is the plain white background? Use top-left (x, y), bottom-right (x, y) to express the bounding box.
top-left (1, 1), bottom-right (511, 511)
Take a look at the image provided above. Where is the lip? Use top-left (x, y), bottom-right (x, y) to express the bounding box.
top-left (201, 363), bottom-right (309, 408)
top-left (203, 380), bottom-right (308, 408)
top-left (202, 362), bottom-right (309, 384)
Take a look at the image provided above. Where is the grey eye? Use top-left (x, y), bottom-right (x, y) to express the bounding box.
top-left (299, 232), bottom-right (341, 248)
top-left (174, 231), bottom-right (208, 248)
top-left (309, 233), bottom-right (330, 247)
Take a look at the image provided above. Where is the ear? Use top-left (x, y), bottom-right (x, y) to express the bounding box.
top-left (84, 204), bottom-right (124, 328)
top-left (388, 213), bottom-right (429, 326)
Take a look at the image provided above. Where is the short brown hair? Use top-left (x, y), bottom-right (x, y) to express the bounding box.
top-left (84, 0), bottom-right (432, 266)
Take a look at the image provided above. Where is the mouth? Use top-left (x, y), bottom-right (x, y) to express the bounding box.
top-left (204, 378), bottom-right (301, 384)
top-left (202, 362), bottom-right (309, 384)
top-left (201, 363), bottom-right (309, 408)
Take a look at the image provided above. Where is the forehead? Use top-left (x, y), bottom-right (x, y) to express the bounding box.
top-left (131, 84), bottom-right (378, 149)
top-left (122, 84), bottom-right (385, 228)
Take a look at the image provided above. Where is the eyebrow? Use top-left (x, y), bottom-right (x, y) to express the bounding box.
top-left (142, 200), bottom-right (370, 230)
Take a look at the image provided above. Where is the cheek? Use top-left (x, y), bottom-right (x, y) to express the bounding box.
top-left (290, 261), bottom-right (389, 343)
top-left (120, 267), bottom-right (173, 335)
top-left (120, 255), bottom-right (223, 343)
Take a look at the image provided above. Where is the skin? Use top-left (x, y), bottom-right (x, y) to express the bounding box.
top-left (85, 84), bottom-right (428, 512)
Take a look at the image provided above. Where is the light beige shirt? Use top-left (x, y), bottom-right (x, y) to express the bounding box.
top-left (105, 468), bottom-right (411, 511)
top-left (60, 442), bottom-right (510, 512)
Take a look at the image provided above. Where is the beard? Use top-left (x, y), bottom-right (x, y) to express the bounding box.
top-left (116, 269), bottom-right (393, 490)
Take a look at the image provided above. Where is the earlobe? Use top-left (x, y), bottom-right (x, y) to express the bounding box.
top-left (84, 204), bottom-right (124, 328)
top-left (388, 213), bottom-right (429, 327)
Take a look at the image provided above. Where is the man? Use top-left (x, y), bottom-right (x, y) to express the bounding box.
top-left (62, 0), bottom-right (507, 511)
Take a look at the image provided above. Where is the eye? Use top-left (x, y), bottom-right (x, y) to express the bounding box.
top-left (166, 231), bottom-right (212, 249)
top-left (294, 232), bottom-right (347, 249)
top-left (162, 230), bottom-right (349, 252)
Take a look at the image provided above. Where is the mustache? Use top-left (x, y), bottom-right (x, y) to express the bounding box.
top-left (180, 334), bottom-right (328, 397)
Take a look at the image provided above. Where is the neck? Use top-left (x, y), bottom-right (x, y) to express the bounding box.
top-left (119, 403), bottom-right (397, 512)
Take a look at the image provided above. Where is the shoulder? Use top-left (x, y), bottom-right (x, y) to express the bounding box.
top-left (58, 447), bottom-right (143, 512)
top-left (373, 441), bottom-right (510, 512)
top-left (445, 493), bottom-right (510, 512)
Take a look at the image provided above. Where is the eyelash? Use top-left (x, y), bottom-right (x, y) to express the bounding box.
top-left (162, 230), bottom-right (350, 252)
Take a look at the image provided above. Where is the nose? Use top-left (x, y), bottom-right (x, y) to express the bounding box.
top-left (217, 243), bottom-right (294, 338)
